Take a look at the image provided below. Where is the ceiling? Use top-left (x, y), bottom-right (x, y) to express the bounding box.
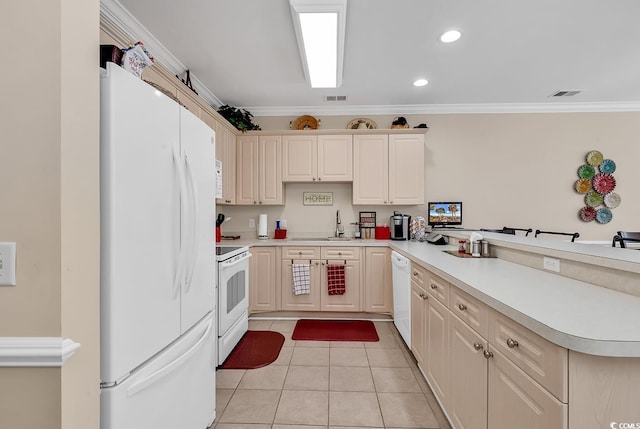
top-left (113, 0), bottom-right (640, 115)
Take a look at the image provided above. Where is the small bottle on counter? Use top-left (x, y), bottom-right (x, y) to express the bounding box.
top-left (472, 240), bottom-right (481, 257)
top-left (458, 240), bottom-right (466, 253)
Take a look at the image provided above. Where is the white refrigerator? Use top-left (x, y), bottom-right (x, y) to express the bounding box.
top-left (100, 63), bottom-right (216, 429)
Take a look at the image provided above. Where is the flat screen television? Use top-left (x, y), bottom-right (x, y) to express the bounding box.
top-left (428, 202), bottom-right (463, 227)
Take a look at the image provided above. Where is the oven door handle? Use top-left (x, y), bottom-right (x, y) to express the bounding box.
top-left (220, 252), bottom-right (252, 268)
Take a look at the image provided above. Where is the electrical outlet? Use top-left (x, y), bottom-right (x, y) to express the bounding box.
top-left (0, 242), bottom-right (17, 286)
top-left (249, 219), bottom-right (255, 229)
top-left (543, 256), bottom-right (560, 273)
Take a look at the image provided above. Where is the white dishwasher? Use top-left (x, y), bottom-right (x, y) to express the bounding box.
top-left (391, 251), bottom-right (411, 348)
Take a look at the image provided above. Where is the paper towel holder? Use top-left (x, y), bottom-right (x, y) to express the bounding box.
top-left (258, 214), bottom-right (269, 240)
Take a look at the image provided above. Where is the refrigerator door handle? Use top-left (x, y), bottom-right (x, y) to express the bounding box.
top-left (184, 153), bottom-right (200, 291)
top-left (172, 145), bottom-right (188, 299)
top-left (126, 316), bottom-right (213, 397)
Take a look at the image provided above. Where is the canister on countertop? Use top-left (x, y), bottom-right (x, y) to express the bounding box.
top-left (472, 240), bottom-right (481, 257)
top-left (481, 240), bottom-right (490, 257)
top-left (464, 240), bottom-right (471, 254)
top-left (458, 240), bottom-right (466, 253)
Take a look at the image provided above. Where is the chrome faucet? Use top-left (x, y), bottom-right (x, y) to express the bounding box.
top-left (335, 210), bottom-right (345, 237)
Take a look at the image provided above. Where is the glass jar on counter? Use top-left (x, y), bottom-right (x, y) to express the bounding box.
top-left (458, 240), bottom-right (466, 253)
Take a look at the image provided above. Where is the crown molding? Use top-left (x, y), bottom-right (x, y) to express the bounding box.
top-left (100, 0), bottom-right (223, 108)
top-left (0, 337), bottom-right (81, 367)
top-left (244, 101), bottom-right (640, 117)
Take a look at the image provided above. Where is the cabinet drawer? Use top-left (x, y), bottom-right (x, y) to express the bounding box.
top-left (426, 273), bottom-right (449, 305)
top-left (449, 287), bottom-right (488, 338)
top-left (282, 246), bottom-right (320, 259)
top-left (321, 246), bottom-right (360, 260)
top-left (488, 348), bottom-right (567, 429)
top-left (489, 309), bottom-right (568, 402)
top-left (411, 264), bottom-right (427, 289)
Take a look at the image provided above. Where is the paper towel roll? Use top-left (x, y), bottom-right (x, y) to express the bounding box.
top-left (258, 214), bottom-right (268, 239)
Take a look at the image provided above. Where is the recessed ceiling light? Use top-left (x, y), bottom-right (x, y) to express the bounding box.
top-left (440, 30), bottom-right (462, 43)
top-left (413, 79), bottom-right (429, 87)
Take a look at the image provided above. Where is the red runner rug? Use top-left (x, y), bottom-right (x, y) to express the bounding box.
top-left (291, 319), bottom-right (379, 342)
top-left (220, 330), bottom-right (285, 369)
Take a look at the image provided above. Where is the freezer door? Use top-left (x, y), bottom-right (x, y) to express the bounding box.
top-left (101, 313), bottom-right (216, 429)
top-left (179, 107), bottom-right (216, 333)
top-left (100, 63), bottom-right (181, 382)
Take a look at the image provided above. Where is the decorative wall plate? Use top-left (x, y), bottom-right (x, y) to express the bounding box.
top-left (584, 191), bottom-right (603, 207)
top-left (575, 179), bottom-right (592, 194)
top-left (579, 206), bottom-right (597, 222)
top-left (599, 159), bottom-right (616, 174)
top-left (577, 164), bottom-right (596, 180)
top-left (586, 150), bottom-right (604, 166)
top-left (604, 192), bottom-right (621, 208)
top-left (592, 173), bottom-right (616, 194)
top-left (595, 207), bottom-right (613, 224)
top-left (290, 115), bottom-right (320, 130)
top-left (347, 118), bottom-right (378, 129)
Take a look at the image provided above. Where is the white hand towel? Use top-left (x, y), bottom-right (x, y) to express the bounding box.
top-left (292, 264), bottom-right (311, 295)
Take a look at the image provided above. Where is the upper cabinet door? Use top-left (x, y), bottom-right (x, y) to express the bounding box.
top-left (282, 135), bottom-right (317, 182)
top-left (259, 135), bottom-right (284, 205)
top-left (353, 134), bottom-right (389, 204)
top-left (317, 135), bottom-right (353, 182)
top-left (389, 134), bottom-right (425, 205)
top-left (235, 135), bottom-right (259, 205)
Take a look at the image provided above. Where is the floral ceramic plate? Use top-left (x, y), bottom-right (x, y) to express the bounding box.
top-left (592, 173), bottom-right (616, 194)
top-left (586, 150), bottom-right (604, 166)
top-left (575, 179), bottom-right (592, 194)
top-left (584, 191), bottom-right (604, 207)
top-left (579, 206), bottom-right (597, 222)
top-left (577, 164), bottom-right (596, 180)
top-left (595, 207), bottom-right (613, 224)
top-left (604, 192), bottom-right (621, 208)
top-left (599, 159), bottom-right (616, 174)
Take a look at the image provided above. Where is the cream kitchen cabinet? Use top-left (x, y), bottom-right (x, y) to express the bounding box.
top-left (280, 247), bottom-right (321, 311)
top-left (200, 112), bottom-right (236, 205)
top-left (236, 135), bottom-right (284, 205)
top-left (249, 246), bottom-right (279, 313)
top-left (282, 134), bottom-right (353, 182)
top-left (363, 247), bottom-right (392, 313)
top-left (409, 261), bottom-right (567, 429)
top-left (319, 246), bottom-right (361, 312)
top-left (411, 278), bottom-right (428, 367)
top-left (353, 134), bottom-right (425, 205)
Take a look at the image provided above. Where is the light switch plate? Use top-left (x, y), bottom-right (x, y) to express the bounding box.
top-left (0, 242), bottom-right (17, 286)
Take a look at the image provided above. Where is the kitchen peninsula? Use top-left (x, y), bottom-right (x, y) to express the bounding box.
top-left (243, 232), bottom-right (640, 429)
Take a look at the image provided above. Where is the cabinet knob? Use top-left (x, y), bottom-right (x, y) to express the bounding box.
top-left (384, 201), bottom-right (387, 204)
top-left (483, 350), bottom-right (494, 359)
top-left (506, 338), bottom-right (519, 349)
top-left (412, 271), bottom-right (418, 276)
top-left (312, 178), bottom-right (316, 181)
top-left (419, 292), bottom-right (428, 300)
top-left (390, 201), bottom-right (393, 204)
top-left (338, 252), bottom-right (342, 256)
top-left (298, 252), bottom-right (302, 255)
top-left (253, 201), bottom-right (257, 204)
top-left (259, 201), bottom-right (263, 204)
top-left (430, 284), bottom-right (438, 290)
top-left (318, 177), bottom-right (322, 181)
top-left (473, 342), bottom-right (484, 351)
top-left (458, 303), bottom-right (468, 311)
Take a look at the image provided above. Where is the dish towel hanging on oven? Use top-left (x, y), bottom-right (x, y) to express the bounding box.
top-left (292, 263), bottom-right (311, 295)
top-left (327, 264), bottom-right (346, 295)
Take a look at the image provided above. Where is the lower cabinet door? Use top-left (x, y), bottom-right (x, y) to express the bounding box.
top-left (320, 260), bottom-right (361, 311)
top-left (449, 314), bottom-right (488, 429)
top-left (425, 297), bottom-right (449, 409)
top-left (280, 259), bottom-right (321, 311)
top-left (249, 246), bottom-right (277, 312)
top-left (410, 282), bottom-right (428, 367)
top-left (488, 348), bottom-right (568, 429)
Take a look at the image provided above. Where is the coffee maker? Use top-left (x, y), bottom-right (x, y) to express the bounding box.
top-left (390, 211), bottom-right (411, 240)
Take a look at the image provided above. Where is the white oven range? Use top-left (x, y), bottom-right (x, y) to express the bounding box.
top-left (216, 245), bottom-right (251, 365)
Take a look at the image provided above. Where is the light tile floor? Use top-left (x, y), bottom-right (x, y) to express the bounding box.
top-left (212, 319), bottom-right (451, 429)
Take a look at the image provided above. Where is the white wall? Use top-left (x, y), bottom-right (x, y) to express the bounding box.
top-left (236, 112), bottom-right (640, 241)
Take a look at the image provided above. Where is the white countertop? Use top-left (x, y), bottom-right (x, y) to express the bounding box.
top-left (229, 235), bottom-right (640, 357)
top-left (389, 240), bottom-right (640, 357)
